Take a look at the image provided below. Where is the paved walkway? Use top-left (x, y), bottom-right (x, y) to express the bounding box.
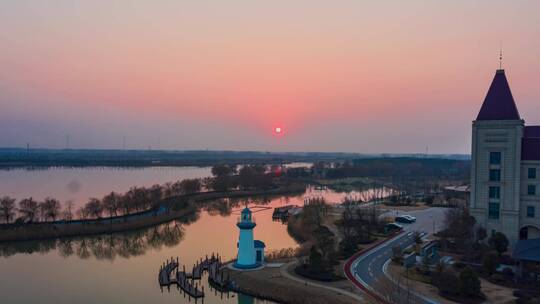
top-left (279, 260), bottom-right (366, 303)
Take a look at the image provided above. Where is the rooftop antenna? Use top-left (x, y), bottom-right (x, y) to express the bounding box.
top-left (499, 43), bottom-right (503, 70)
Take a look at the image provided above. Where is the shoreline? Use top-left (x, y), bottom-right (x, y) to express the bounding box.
top-left (0, 185), bottom-right (305, 243)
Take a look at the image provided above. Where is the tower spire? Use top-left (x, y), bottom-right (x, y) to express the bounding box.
top-left (499, 47), bottom-right (503, 70)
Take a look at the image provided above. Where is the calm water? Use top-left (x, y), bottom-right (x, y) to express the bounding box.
top-left (0, 166), bottom-right (212, 208)
top-left (0, 166), bottom-right (377, 304)
top-left (0, 200), bottom-right (293, 304)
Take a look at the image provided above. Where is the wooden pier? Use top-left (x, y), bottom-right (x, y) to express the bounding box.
top-left (158, 253), bottom-right (229, 300)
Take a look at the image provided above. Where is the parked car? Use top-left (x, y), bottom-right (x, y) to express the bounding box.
top-left (403, 215), bottom-right (416, 222)
top-left (395, 215), bottom-right (416, 223)
top-left (385, 222), bottom-right (403, 231)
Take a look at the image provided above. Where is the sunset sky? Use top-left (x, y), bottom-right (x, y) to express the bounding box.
top-left (1, 1), bottom-right (539, 153)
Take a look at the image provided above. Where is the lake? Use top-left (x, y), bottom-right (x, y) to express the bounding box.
top-left (0, 166), bottom-right (212, 208)
top-left (0, 166), bottom-right (376, 304)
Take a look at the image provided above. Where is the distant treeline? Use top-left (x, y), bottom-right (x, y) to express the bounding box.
top-left (314, 157), bottom-right (471, 181)
top-left (0, 164), bottom-right (296, 225)
top-left (0, 148), bottom-right (469, 168)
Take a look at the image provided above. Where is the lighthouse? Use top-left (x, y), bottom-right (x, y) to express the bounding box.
top-left (234, 207), bottom-right (265, 269)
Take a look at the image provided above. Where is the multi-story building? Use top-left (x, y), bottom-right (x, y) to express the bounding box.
top-left (469, 68), bottom-right (540, 244)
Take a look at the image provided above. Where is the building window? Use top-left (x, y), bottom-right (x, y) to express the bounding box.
top-left (489, 202), bottom-right (500, 219)
top-left (489, 169), bottom-right (501, 181)
top-left (528, 185), bottom-right (536, 196)
top-left (489, 186), bottom-right (500, 199)
top-left (529, 168), bottom-right (537, 179)
top-left (527, 206), bottom-right (535, 218)
top-left (490, 152), bottom-right (501, 165)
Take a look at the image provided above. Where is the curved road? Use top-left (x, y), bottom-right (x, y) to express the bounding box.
top-left (348, 207), bottom-right (447, 304)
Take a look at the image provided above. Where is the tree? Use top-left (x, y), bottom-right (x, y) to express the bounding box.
top-left (238, 165), bottom-right (257, 189)
top-left (433, 261), bottom-right (446, 284)
top-left (337, 201), bottom-right (357, 256)
top-left (354, 206), bottom-right (379, 243)
top-left (482, 251), bottom-right (499, 275)
top-left (125, 187), bottom-right (149, 212)
top-left (437, 271), bottom-right (459, 295)
top-left (84, 198), bottom-right (103, 219)
top-left (118, 194), bottom-right (132, 215)
top-left (40, 197), bottom-right (61, 221)
top-left (475, 226), bottom-right (487, 243)
top-left (210, 164), bottom-right (237, 191)
top-left (488, 232), bottom-right (509, 256)
top-left (442, 207), bottom-right (476, 252)
top-left (18, 197), bottom-right (39, 222)
top-left (314, 228), bottom-right (337, 269)
top-left (211, 164), bottom-right (236, 177)
top-left (148, 184), bottom-right (163, 208)
top-left (102, 192), bottom-right (120, 217)
top-left (0, 196), bottom-right (16, 223)
top-left (76, 207), bottom-right (89, 220)
top-left (238, 165), bottom-right (272, 190)
top-left (308, 245), bottom-right (324, 274)
top-left (179, 179), bottom-right (201, 194)
top-left (302, 197), bottom-right (328, 228)
top-left (391, 246), bottom-right (403, 264)
top-left (458, 267), bottom-right (481, 297)
top-left (162, 182), bottom-right (174, 198)
top-left (63, 201), bottom-right (75, 221)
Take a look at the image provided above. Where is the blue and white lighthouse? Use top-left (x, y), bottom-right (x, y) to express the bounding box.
top-left (234, 207), bottom-right (265, 269)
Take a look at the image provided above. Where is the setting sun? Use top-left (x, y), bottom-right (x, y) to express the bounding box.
top-left (274, 126), bottom-right (284, 136)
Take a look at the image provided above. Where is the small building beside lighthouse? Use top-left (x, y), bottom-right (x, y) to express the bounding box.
top-left (234, 207), bottom-right (265, 269)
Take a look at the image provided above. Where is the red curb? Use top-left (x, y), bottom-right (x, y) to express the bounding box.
top-left (343, 231), bottom-right (406, 304)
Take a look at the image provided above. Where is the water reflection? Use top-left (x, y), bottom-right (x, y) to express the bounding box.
top-left (0, 219), bottom-right (186, 260)
top-left (0, 185), bottom-right (389, 261)
top-left (0, 193), bottom-right (297, 260)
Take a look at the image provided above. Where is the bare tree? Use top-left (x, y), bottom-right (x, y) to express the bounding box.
top-left (148, 184), bottom-right (163, 208)
top-left (179, 179), bottom-right (201, 195)
top-left (63, 201), bottom-right (75, 220)
top-left (373, 271), bottom-right (419, 304)
top-left (125, 187), bottom-right (149, 212)
top-left (162, 182), bottom-right (174, 198)
top-left (40, 197), bottom-right (62, 222)
top-left (18, 197), bottom-right (39, 222)
top-left (0, 196), bottom-right (16, 223)
top-left (76, 207), bottom-right (89, 220)
top-left (118, 194), bottom-right (132, 215)
top-left (302, 197), bottom-right (328, 228)
top-left (84, 198), bottom-right (103, 219)
top-left (102, 192), bottom-right (120, 217)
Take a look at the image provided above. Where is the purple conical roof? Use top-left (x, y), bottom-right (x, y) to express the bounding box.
top-left (476, 69), bottom-right (521, 121)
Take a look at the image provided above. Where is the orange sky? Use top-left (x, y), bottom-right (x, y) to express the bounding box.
top-left (1, 1), bottom-right (540, 153)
